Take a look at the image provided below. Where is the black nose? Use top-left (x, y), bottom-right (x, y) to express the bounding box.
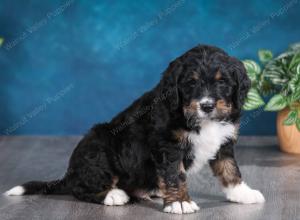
top-left (200, 103), bottom-right (215, 113)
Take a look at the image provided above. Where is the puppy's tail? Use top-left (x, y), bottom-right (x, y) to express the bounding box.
top-left (4, 178), bottom-right (71, 196)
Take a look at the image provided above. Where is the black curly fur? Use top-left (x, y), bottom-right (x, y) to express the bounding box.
top-left (13, 44), bottom-right (250, 206)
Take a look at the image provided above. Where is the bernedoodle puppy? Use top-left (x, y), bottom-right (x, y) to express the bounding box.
top-left (5, 45), bottom-right (265, 214)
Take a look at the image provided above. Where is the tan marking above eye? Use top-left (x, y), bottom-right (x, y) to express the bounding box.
top-left (215, 70), bottom-right (222, 80)
top-left (173, 129), bottom-right (187, 142)
top-left (191, 71), bottom-right (199, 80)
top-left (216, 99), bottom-right (226, 106)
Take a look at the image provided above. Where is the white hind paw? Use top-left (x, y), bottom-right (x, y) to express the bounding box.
top-left (4, 186), bottom-right (25, 196)
top-left (103, 189), bottom-right (129, 206)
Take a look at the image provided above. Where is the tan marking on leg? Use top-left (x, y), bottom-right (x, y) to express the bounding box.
top-left (158, 162), bottom-right (191, 206)
top-left (178, 181), bottom-right (190, 202)
top-left (211, 158), bottom-right (241, 187)
top-left (178, 162), bottom-right (190, 201)
top-left (179, 161), bottom-right (186, 173)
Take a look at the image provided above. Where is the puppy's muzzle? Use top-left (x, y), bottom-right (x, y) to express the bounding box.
top-left (200, 102), bottom-right (215, 113)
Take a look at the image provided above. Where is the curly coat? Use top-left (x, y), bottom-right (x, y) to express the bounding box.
top-left (7, 45), bottom-right (253, 211)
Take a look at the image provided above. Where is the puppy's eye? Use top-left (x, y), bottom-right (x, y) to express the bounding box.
top-left (187, 79), bottom-right (197, 87)
top-left (216, 79), bottom-right (226, 85)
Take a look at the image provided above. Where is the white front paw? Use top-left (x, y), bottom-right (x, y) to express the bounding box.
top-left (163, 201), bottom-right (200, 214)
top-left (224, 182), bottom-right (265, 204)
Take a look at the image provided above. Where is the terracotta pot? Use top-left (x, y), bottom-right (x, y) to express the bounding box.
top-left (277, 106), bottom-right (300, 154)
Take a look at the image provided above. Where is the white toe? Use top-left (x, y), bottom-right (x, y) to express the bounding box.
top-left (163, 201), bottom-right (182, 214)
top-left (182, 201), bottom-right (194, 213)
top-left (103, 196), bottom-right (114, 206)
top-left (163, 200), bottom-right (199, 214)
top-left (223, 182), bottom-right (265, 204)
top-left (190, 201), bottom-right (200, 210)
top-left (172, 201), bottom-right (183, 214)
top-left (103, 189), bottom-right (129, 206)
top-left (252, 190), bottom-right (265, 203)
top-left (163, 205), bottom-right (172, 213)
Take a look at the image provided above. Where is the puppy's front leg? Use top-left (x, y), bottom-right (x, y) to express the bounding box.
top-left (156, 158), bottom-right (199, 214)
top-left (209, 141), bottom-right (265, 204)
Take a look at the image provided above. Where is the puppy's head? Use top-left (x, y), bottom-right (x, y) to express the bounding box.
top-left (160, 45), bottom-right (250, 129)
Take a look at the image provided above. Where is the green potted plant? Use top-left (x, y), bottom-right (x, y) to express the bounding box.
top-left (243, 43), bottom-right (300, 154)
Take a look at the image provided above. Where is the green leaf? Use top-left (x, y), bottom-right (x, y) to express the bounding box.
top-left (243, 60), bottom-right (261, 82)
top-left (277, 51), bottom-right (294, 59)
top-left (264, 94), bottom-right (287, 111)
top-left (258, 49), bottom-right (273, 64)
top-left (257, 78), bottom-right (275, 95)
top-left (271, 78), bottom-right (288, 85)
top-left (296, 63), bottom-right (300, 75)
top-left (243, 88), bottom-right (265, 110)
top-left (289, 42), bottom-right (300, 52)
top-left (0, 38), bottom-right (3, 47)
top-left (292, 89), bottom-right (300, 102)
top-left (263, 62), bottom-right (288, 86)
top-left (283, 110), bottom-right (297, 125)
top-left (288, 74), bottom-right (299, 93)
top-left (264, 76), bottom-right (288, 86)
top-left (289, 53), bottom-right (300, 70)
top-left (296, 118), bottom-right (300, 132)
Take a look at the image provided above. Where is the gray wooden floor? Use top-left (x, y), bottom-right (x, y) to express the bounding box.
top-left (1, 136), bottom-right (300, 220)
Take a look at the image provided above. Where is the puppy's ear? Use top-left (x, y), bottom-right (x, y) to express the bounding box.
top-left (232, 60), bottom-right (251, 110)
top-left (160, 60), bottom-right (183, 111)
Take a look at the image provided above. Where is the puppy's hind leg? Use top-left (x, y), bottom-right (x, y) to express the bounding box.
top-left (72, 176), bottom-right (130, 206)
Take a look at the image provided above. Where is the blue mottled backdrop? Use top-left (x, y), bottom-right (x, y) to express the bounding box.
top-left (1, 0), bottom-right (299, 135)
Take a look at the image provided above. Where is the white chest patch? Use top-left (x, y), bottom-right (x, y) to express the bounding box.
top-left (187, 120), bottom-right (236, 173)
